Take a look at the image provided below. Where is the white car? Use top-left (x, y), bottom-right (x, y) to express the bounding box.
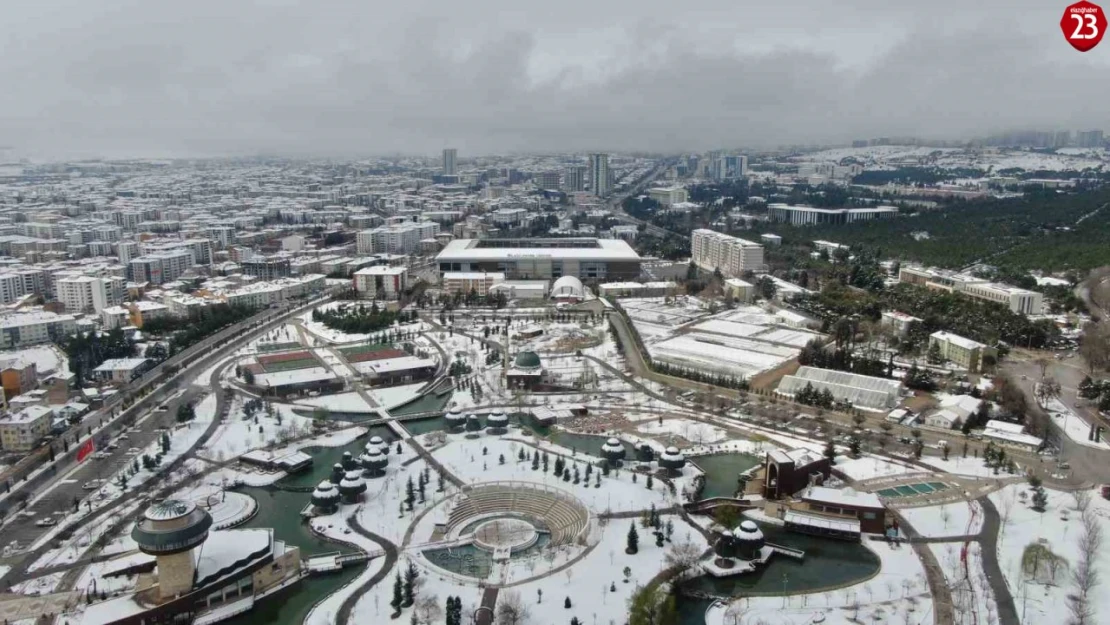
top-left (34, 517), bottom-right (58, 527)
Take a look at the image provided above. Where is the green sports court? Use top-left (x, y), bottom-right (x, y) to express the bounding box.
top-left (876, 481), bottom-right (950, 498)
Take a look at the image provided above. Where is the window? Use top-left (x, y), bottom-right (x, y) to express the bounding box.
top-left (863, 512), bottom-right (876, 520)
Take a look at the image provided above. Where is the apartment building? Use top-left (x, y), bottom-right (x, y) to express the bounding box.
top-left (880, 311), bottom-right (923, 336)
top-left (690, 229), bottom-right (765, 277)
top-left (56, 276), bottom-right (124, 314)
top-left (588, 153), bottom-right (611, 197)
top-left (223, 274), bottom-right (326, 309)
top-left (353, 266), bottom-right (409, 299)
top-left (0, 312), bottom-right (77, 349)
top-left (929, 331), bottom-right (995, 373)
top-left (356, 222), bottom-right (439, 255)
top-left (442, 272), bottom-right (506, 296)
top-left (0, 405), bottom-right (53, 451)
top-left (241, 258), bottom-right (292, 281)
top-left (129, 249), bottom-right (194, 285)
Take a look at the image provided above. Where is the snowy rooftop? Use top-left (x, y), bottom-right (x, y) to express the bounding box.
top-left (437, 238), bottom-right (640, 261)
top-left (194, 528), bottom-right (272, 587)
top-left (931, 331), bottom-right (986, 350)
top-left (801, 486), bottom-right (883, 509)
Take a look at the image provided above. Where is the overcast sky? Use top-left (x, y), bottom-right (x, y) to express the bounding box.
top-left (1, 0), bottom-right (1107, 159)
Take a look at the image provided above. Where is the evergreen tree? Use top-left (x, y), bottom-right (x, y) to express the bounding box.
top-left (626, 522), bottom-right (639, 554)
top-left (849, 438), bottom-right (861, 457)
top-left (418, 477), bottom-right (426, 503)
top-left (542, 453), bottom-right (549, 473)
top-left (646, 474), bottom-right (653, 490)
top-left (402, 562), bottom-right (418, 607)
top-left (405, 477), bottom-right (415, 511)
top-left (823, 440), bottom-right (836, 464)
top-left (518, 448), bottom-right (526, 462)
top-left (531, 453), bottom-right (540, 470)
top-left (562, 467), bottom-right (571, 482)
top-left (391, 573), bottom-right (403, 612)
top-left (565, 597), bottom-right (572, 609)
top-left (499, 453), bottom-right (506, 465)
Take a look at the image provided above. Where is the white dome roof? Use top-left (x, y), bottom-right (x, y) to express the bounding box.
top-left (665, 446), bottom-right (680, 455)
top-left (369, 436), bottom-right (384, 445)
top-left (607, 438), bottom-right (620, 446)
top-left (733, 520), bottom-right (764, 541)
top-left (550, 276), bottom-right (586, 300)
top-left (445, 410), bottom-right (466, 421)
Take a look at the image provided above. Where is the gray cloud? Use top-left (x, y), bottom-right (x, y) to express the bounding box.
top-left (0, 0), bottom-right (1106, 159)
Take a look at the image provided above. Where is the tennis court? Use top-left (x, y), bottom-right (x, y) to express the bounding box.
top-left (876, 481), bottom-right (950, 498)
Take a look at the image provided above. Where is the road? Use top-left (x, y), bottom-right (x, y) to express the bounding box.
top-left (1000, 352), bottom-right (1110, 484)
top-left (0, 290), bottom-right (342, 520)
top-left (605, 160), bottom-right (684, 240)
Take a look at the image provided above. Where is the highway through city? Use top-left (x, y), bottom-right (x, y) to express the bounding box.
top-left (0, 289), bottom-right (342, 525)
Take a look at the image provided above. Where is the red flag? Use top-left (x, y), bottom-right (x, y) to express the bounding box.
top-left (76, 438), bottom-right (95, 462)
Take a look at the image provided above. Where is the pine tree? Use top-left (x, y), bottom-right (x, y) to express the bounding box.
top-left (518, 448), bottom-right (526, 462)
top-left (646, 474), bottom-right (653, 490)
top-left (402, 562), bottom-right (418, 607)
top-left (626, 522), bottom-right (639, 554)
top-left (405, 477), bottom-right (415, 511)
top-left (391, 573), bottom-right (403, 612)
top-left (531, 453), bottom-right (539, 470)
top-left (665, 520), bottom-right (674, 542)
top-left (542, 453), bottom-right (549, 473)
top-left (418, 478), bottom-right (426, 503)
top-left (499, 454), bottom-right (505, 465)
top-left (823, 441), bottom-right (836, 465)
top-left (438, 473), bottom-right (445, 492)
top-left (565, 597), bottom-right (572, 609)
top-left (554, 457), bottom-right (564, 475)
top-left (655, 531), bottom-right (664, 547)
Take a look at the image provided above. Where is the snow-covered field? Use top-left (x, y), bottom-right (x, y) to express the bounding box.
top-left (797, 145), bottom-right (1107, 172)
top-left (836, 456), bottom-right (924, 482)
top-left (636, 419), bottom-right (727, 445)
top-left (11, 571), bottom-right (64, 595)
top-left (297, 392), bottom-right (374, 413)
top-left (434, 436), bottom-right (674, 514)
top-left (900, 500), bottom-right (983, 538)
top-left (990, 484), bottom-right (1110, 624)
top-left (199, 397), bottom-right (315, 461)
top-left (917, 453), bottom-right (1015, 479)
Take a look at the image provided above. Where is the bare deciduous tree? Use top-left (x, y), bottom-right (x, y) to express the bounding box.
top-left (664, 538), bottom-right (703, 571)
top-left (497, 590), bottom-right (530, 625)
top-left (1072, 489), bottom-right (1092, 515)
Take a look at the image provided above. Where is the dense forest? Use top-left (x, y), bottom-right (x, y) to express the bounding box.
top-left (753, 187), bottom-right (1110, 272)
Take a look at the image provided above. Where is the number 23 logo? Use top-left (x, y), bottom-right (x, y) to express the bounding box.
top-left (1061, 1), bottom-right (1107, 52)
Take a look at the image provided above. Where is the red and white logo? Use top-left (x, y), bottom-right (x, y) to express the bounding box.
top-left (1061, 1), bottom-right (1106, 52)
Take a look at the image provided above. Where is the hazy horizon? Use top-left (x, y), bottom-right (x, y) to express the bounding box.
top-left (2, 0), bottom-right (1108, 160)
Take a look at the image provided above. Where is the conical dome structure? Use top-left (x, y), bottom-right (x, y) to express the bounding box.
top-left (465, 413), bottom-right (483, 435)
top-left (731, 520), bottom-right (765, 560)
top-left (445, 410), bottom-right (466, 432)
top-left (658, 446), bottom-right (686, 473)
top-left (339, 470), bottom-right (366, 503)
top-left (601, 438), bottom-right (626, 464)
top-left (341, 451), bottom-right (358, 471)
top-left (311, 481), bottom-right (341, 513)
top-left (329, 463), bottom-right (345, 484)
top-left (486, 411), bottom-right (509, 434)
top-left (361, 447), bottom-right (389, 477)
top-left (365, 435), bottom-right (389, 455)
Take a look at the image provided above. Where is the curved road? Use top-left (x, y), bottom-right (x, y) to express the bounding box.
top-left (341, 515), bottom-right (399, 625)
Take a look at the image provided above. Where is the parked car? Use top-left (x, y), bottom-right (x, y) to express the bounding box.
top-left (34, 517), bottom-right (58, 527)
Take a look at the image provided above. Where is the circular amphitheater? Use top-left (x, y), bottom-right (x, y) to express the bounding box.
top-left (446, 482), bottom-right (591, 548)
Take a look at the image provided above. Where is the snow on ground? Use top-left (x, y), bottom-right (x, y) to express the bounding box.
top-left (368, 383), bottom-right (425, 410)
top-left (705, 538), bottom-right (933, 625)
top-left (435, 435), bottom-right (675, 514)
top-left (74, 552), bottom-right (152, 599)
top-left (1039, 394), bottom-right (1110, 450)
top-left (930, 541), bottom-right (998, 625)
top-left (989, 484), bottom-right (1110, 624)
top-left (917, 453), bottom-right (1014, 478)
top-left (199, 396), bottom-right (315, 461)
top-left (11, 572), bottom-right (64, 596)
top-left (636, 419), bottom-right (727, 445)
top-left (30, 500), bottom-right (144, 572)
top-left (297, 392), bottom-right (373, 413)
top-left (900, 500), bottom-right (983, 538)
top-left (837, 456), bottom-right (924, 482)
